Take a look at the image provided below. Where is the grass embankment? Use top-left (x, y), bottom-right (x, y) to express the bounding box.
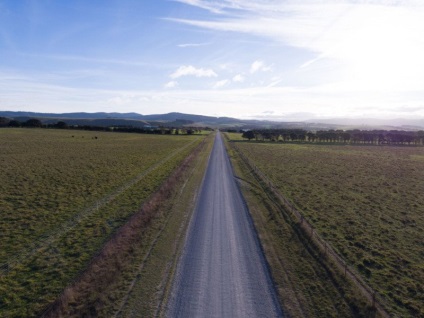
top-left (225, 133), bottom-right (423, 317)
top-left (0, 128), bottom-right (209, 317)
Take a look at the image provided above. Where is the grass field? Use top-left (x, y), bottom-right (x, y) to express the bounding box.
top-left (226, 133), bottom-right (424, 317)
top-left (0, 128), bottom-right (206, 317)
top-left (43, 132), bottom-right (215, 317)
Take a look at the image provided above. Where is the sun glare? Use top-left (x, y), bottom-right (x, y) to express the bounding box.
top-left (328, 4), bottom-right (424, 91)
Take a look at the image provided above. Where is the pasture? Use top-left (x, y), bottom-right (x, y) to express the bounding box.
top-left (228, 133), bottom-right (424, 317)
top-left (0, 128), bottom-right (205, 316)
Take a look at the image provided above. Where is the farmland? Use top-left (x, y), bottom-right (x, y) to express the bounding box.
top-left (226, 133), bottom-right (424, 317)
top-left (0, 128), bottom-right (207, 317)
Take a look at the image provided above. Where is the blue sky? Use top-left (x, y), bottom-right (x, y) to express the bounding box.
top-left (1, 0), bottom-right (424, 121)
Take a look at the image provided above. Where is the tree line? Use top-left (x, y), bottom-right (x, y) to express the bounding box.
top-left (242, 129), bottom-right (424, 145)
top-left (0, 117), bottom-right (210, 135)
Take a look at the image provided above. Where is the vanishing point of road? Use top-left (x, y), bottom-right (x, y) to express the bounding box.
top-left (166, 132), bottom-right (284, 317)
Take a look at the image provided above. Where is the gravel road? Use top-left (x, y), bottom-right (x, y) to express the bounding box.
top-left (166, 132), bottom-right (283, 317)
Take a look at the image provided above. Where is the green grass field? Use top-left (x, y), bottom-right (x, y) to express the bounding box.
top-left (226, 133), bottom-right (424, 317)
top-left (0, 128), bottom-right (206, 317)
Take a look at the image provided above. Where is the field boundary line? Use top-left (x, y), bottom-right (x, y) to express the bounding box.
top-left (0, 137), bottom-right (201, 276)
top-left (228, 138), bottom-right (390, 318)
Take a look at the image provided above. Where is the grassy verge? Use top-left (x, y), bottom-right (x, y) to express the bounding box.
top-left (42, 132), bottom-right (215, 317)
top-left (224, 133), bottom-right (377, 318)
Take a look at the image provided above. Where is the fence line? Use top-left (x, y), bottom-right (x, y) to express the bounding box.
top-left (229, 141), bottom-right (390, 317)
top-left (0, 137), bottom-right (201, 276)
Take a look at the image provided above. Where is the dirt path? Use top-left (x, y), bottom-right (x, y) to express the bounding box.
top-left (166, 133), bottom-right (283, 317)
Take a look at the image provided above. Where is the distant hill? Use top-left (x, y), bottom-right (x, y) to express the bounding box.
top-left (0, 111), bottom-right (145, 120)
top-left (305, 118), bottom-right (424, 130)
top-left (0, 111), bottom-right (279, 128)
top-left (7, 117), bottom-right (151, 128)
top-left (1, 111), bottom-right (423, 130)
top-left (0, 111), bottom-right (328, 129)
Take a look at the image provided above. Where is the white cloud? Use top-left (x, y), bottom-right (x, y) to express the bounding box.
top-left (172, 0), bottom-right (235, 14)
top-left (250, 60), bottom-right (271, 74)
top-left (173, 0), bottom-right (424, 16)
top-left (213, 79), bottom-right (230, 88)
top-left (2, 70), bottom-right (424, 120)
top-left (4, 0), bottom-right (424, 121)
top-left (177, 42), bottom-right (210, 48)
top-left (232, 74), bottom-right (245, 82)
top-left (170, 65), bottom-right (218, 79)
top-left (164, 81), bottom-right (178, 88)
top-left (170, 1), bottom-right (424, 93)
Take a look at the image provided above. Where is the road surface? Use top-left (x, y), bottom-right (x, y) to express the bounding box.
top-left (166, 133), bottom-right (283, 317)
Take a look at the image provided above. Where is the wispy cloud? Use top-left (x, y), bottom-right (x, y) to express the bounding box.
top-left (170, 65), bottom-right (218, 79)
top-left (2, 0), bottom-right (424, 121)
top-left (169, 3), bottom-right (424, 56)
top-left (250, 60), bottom-right (271, 74)
top-left (171, 0), bottom-right (242, 14)
top-left (164, 80), bottom-right (178, 89)
top-left (173, 0), bottom-right (424, 15)
top-left (213, 79), bottom-right (229, 89)
top-left (232, 74), bottom-right (245, 83)
top-left (2, 70), bottom-right (424, 120)
top-left (169, 1), bottom-right (424, 93)
top-left (177, 42), bottom-right (210, 48)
